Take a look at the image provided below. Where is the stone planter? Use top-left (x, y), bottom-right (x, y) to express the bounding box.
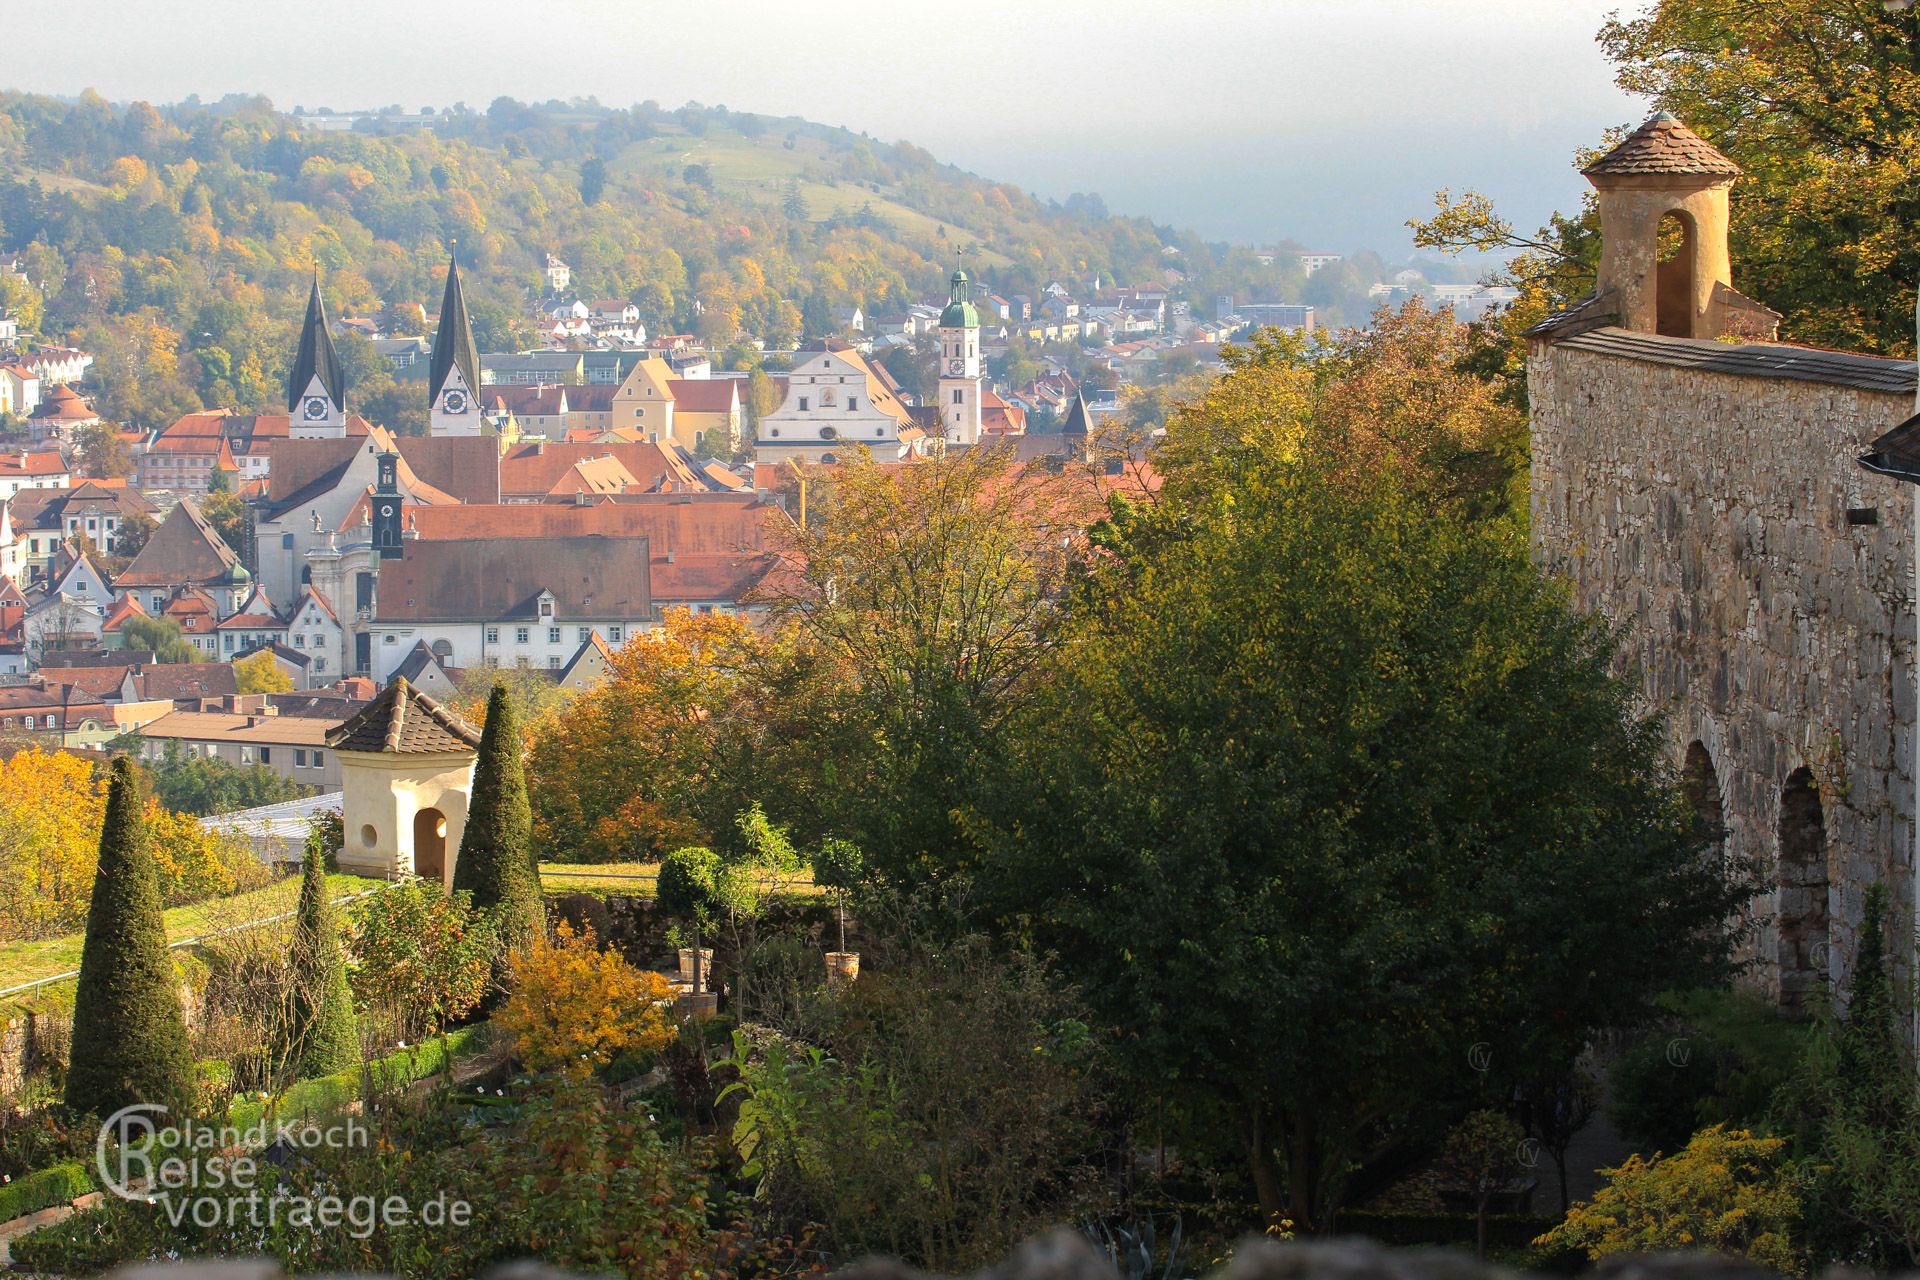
top-left (676, 948), bottom-right (715, 985)
top-left (825, 951), bottom-right (861, 984)
top-left (676, 991), bottom-right (720, 1020)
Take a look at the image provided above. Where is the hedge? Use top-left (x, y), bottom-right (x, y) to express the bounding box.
top-left (223, 1025), bottom-right (488, 1131)
top-left (0, 1160), bottom-right (95, 1223)
top-left (0, 1026), bottom-right (489, 1230)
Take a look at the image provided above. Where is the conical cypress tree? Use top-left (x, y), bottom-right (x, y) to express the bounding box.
top-left (66, 757), bottom-right (195, 1120)
top-left (452, 684), bottom-right (544, 952)
top-left (288, 832), bottom-right (358, 1077)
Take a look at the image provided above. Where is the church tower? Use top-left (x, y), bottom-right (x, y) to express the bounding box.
top-left (287, 272), bottom-right (347, 438)
top-left (428, 249), bottom-right (482, 437)
top-left (937, 268), bottom-right (982, 445)
top-left (371, 450), bottom-right (404, 559)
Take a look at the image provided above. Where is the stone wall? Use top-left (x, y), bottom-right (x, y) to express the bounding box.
top-left (1528, 338), bottom-right (1916, 1010)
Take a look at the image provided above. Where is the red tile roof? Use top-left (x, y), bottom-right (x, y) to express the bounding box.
top-left (404, 494), bottom-right (776, 553)
top-left (668, 379), bottom-right (738, 414)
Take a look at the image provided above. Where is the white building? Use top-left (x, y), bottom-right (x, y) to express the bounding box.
top-left (753, 342), bottom-right (917, 464)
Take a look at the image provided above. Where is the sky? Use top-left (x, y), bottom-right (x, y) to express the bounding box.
top-left (11, 0), bottom-right (1647, 256)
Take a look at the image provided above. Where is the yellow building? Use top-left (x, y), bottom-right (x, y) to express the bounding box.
top-left (610, 356), bottom-right (677, 442)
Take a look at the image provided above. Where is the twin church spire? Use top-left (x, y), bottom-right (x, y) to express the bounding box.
top-left (287, 250), bottom-right (480, 439)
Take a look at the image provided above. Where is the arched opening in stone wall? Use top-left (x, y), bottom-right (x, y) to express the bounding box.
top-left (1655, 209), bottom-right (1698, 338)
top-left (1776, 768), bottom-right (1830, 1014)
top-left (1681, 741), bottom-right (1726, 854)
top-left (413, 807), bottom-right (448, 886)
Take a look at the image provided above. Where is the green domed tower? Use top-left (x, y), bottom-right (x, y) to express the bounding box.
top-left (938, 268), bottom-right (982, 444)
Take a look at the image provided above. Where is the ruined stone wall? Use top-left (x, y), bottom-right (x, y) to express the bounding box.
top-left (1528, 340), bottom-right (1916, 1008)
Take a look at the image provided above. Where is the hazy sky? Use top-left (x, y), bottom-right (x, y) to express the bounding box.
top-left (12, 0), bottom-right (1646, 255)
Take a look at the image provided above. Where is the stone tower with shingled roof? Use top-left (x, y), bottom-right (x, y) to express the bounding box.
top-left (1583, 112), bottom-right (1777, 341)
top-left (326, 676), bottom-right (481, 884)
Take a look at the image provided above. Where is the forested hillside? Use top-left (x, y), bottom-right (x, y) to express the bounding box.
top-left (0, 92), bottom-right (1309, 428)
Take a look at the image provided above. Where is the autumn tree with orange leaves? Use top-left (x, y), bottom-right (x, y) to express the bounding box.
top-left (0, 747), bottom-right (265, 940)
top-left (524, 611), bottom-right (840, 864)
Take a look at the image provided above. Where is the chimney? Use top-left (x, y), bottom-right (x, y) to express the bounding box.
top-left (666, 548), bottom-right (676, 565)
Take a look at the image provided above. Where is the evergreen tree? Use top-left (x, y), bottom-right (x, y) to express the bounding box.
top-left (65, 757), bottom-right (195, 1120)
top-left (287, 830), bottom-right (358, 1077)
top-left (452, 684), bottom-right (544, 954)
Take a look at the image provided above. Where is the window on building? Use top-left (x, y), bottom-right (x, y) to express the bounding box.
top-left (952, 390), bottom-right (964, 405)
top-left (295, 749), bottom-right (307, 768)
top-left (798, 397), bottom-right (809, 411)
top-left (293, 634), bottom-right (305, 648)
top-left (548, 655), bottom-right (562, 669)
top-left (539, 598), bottom-right (553, 618)
top-left (314, 659), bottom-right (326, 673)
top-left (384, 634), bottom-right (396, 645)
top-left (485, 627), bottom-right (499, 644)
top-left (608, 626), bottom-right (623, 643)
top-left (259, 747), bottom-right (271, 764)
top-left (548, 626), bottom-right (561, 644)
top-left (311, 751), bottom-right (324, 769)
top-left (578, 627), bottom-right (592, 643)
top-left (515, 627), bottom-right (529, 644)
top-left (848, 397), bottom-right (859, 411)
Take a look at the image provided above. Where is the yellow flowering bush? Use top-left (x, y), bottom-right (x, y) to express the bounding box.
top-left (1536, 1125), bottom-right (1805, 1274)
top-left (498, 921), bottom-right (675, 1073)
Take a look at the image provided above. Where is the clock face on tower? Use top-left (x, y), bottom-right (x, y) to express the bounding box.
top-left (302, 396), bottom-right (329, 422)
top-left (947, 359), bottom-right (965, 375)
top-left (442, 389), bottom-right (468, 414)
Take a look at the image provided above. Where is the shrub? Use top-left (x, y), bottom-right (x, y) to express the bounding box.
top-left (347, 879), bottom-right (495, 1043)
top-left (719, 936), bottom-right (1106, 1271)
top-left (452, 684), bottom-right (543, 958)
top-left (1607, 988), bottom-right (1803, 1156)
top-left (13, 1072), bottom-right (741, 1279)
top-left (287, 834), bottom-right (358, 1076)
top-left (497, 922), bottom-right (675, 1074)
top-left (65, 757), bottom-right (195, 1121)
top-left (1535, 1126), bottom-right (1804, 1273)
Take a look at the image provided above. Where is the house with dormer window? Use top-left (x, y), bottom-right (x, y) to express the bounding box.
top-left (364, 534), bottom-right (652, 681)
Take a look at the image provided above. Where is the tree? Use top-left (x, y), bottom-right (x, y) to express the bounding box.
top-left (1440, 1111), bottom-right (1526, 1261)
top-left (198, 489), bottom-right (248, 560)
top-left (525, 611), bottom-right (835, 864)
top-left (1784, 883), bottom-right (1920, 1268)
top-left (578, 155), bottom-right (608, 206)
top-left (146, 737), bottom-right (313, 816)
top-left (776, 448), bottom-right (1080, 882)
top-left (233, 649), bottom-right (292, 695)
top-left (980, 369), bottom-right (1753, 1228)
top-left (656, 846), bottom-right (723, 996)
top-left (111, 511), bottom-right (155, 561)
top-left (286, 830), bottom-right (358, 1077)
top-left (119, 615), bottom-right (201, 664)
top-left (781, 181), bottom-right (808, 221)
top-left (451, 685), bottom-right (543, 957)
top-left (812, 836), bottom-right (862, 955)
top-left (65, 757), bottom-right (195, 1121)
top-left (75, 423), bottom-right (135, 480)
top-left (1599, 2), bottom-right (1920, 354)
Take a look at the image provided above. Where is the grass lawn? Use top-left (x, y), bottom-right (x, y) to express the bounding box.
top-left (0, 873), bottom-right (383, 996)
top-left (538, 861), bottom-right (819, 898)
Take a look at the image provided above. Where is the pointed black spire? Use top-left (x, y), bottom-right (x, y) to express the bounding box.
top-left (1060, 392), bottom-right (1092, 437)
top-left (286, 271), bottom-right (346, 414)
top-left (429, 248), bottom-right (480, 409)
